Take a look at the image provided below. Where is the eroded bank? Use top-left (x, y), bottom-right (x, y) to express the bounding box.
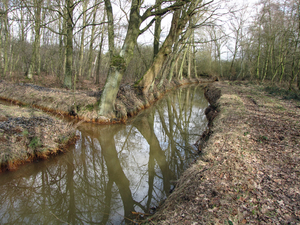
top-left (148, 81), bottom-right (300, 224)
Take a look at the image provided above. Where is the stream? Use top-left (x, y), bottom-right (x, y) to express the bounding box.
top-left (0, 85), bottom-right (208, 224)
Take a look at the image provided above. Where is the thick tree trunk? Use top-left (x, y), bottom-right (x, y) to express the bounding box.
top-left (137, 10), bottom-right (182, 94)
top-left (98, 0), bottom-right (142, 117)
top-left (98, 0), bottom-right (197, 117)
top-left (98, 67), bottom-right (123, 117)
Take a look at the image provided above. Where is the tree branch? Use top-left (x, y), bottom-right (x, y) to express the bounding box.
top-left (141, 0), bottom-right (192, 22)
top-left (139, 18), bottom-right (156, 34)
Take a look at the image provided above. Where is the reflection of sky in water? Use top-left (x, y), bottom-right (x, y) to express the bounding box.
top-left (0, 85), bottom-right (208, 224)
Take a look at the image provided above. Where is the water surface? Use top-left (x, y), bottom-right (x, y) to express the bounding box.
top-left (0, 85), bottom-right (208, 224)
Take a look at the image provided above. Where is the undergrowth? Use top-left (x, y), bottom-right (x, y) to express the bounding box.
top-left (264, 86), bottom-right (300, 101)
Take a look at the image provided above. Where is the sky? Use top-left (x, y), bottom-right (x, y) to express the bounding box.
top-left (135, 0), bottom-right (260, 46)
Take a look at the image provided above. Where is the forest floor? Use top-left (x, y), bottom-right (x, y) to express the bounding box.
top-left (148, 81), bottom-right (300, 224)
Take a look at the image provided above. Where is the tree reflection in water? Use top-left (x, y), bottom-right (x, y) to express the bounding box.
top-left (0, 85), bottom-right (208, 224)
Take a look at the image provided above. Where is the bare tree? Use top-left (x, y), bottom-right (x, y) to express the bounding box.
top-left (98, 0), bottom-right (198, 117)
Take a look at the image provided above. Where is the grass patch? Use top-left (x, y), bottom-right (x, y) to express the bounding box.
top-left (22, 129), bottom-right (29, 136)
top-left (84, 104), bottom-right (95, 111)
top-left (29, 137), bottom-right (42, 149)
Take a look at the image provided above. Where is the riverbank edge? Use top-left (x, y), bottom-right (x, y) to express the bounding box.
top-left (142, 82), bottom-right (221, 223)
top-left (145, 81), bottom-right (300, 224)
top-left (1, 133), bottom-right (78, 173)
top-left (0, 104), bottom-right (79, 172)
top-left (0, 78), bottom-right (215, 172)
top-left (0, 78), bottom-right (216, 124)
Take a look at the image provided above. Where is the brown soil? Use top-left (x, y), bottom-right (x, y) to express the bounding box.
top-left (147, 81), bottom-right (300, 224)
top-left (0, 103), bottom-right (77, 172)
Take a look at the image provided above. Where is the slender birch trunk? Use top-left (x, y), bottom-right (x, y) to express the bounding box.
top-left (2, 0), bottom-right (9, 77)
top-left (64, 0), bottom-right (74, 89)
top-left (87, 3), bottom-right (98, 78)
top-left (95, 14), bottom-right (106, 85)
top-left (78, 0), bottom-right (88, 78)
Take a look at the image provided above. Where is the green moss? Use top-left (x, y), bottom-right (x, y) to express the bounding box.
top-left (111, 55), bottom-right (126, 71)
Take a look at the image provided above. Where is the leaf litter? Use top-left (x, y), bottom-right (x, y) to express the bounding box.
top-left (147, 81), bottom-right (300, 224)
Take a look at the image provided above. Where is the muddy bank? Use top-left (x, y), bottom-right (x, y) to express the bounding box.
top-left (0, 103), bottom-right (77, 172)
top-left (147, 81), bottom-right (300, 224)
top-left (0, 78), bottom-right (215, 123)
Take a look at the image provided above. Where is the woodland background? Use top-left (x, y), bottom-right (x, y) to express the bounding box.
top-left (1, 0), bottom-right (300, 90)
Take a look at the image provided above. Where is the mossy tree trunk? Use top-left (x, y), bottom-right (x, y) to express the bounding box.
top-left (137, 10), bottom-right (182, 94)
top-left (136, 0), bottom-right (204, 95)
top-left (98, 0), bottom-right (141, 116)
top-left (98, 0), bottom-right (190, 117)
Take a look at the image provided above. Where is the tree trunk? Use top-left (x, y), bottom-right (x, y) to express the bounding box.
top-left (178, 46), bottom-right (188, 80)
top-left (262, 43), bottom-right (271, 82)
top-left (28, 0), bottom-right (42, 79)
top-left (95, 13), bottom-right (106, 85)
top-left (87, 3), bottom-right (98, 78)
top-left (153, 0), bottom-right (161, 59)
top-left (192, 30), bottom-right (198, 78)
top-left (187, 41), bottom-right (191, 78)
top-left (98, 0), bottom-right (143, 117)
top-left (2, 0), bottom-right (9, 77)
top-left (137, 10), bottom-right (182, 94)
top-left (78, 0), bottom-right (88, 78)
top-left (98, 0), bottom-right (197, 117)
top-left (64, 0), bottom-right (74, 89)
top-left (256, 26), bottom-right (261, 79)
